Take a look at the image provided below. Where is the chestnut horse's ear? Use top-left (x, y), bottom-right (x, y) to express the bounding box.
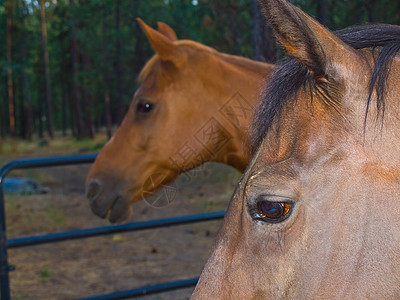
top-left (157, 21), bottom-right (178, 41)
top-left (258, 0), bottom-right (357, 79)
top-left (136, 18), bottom-right (186, 67)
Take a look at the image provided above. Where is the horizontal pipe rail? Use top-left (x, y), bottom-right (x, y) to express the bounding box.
top-left (0, 154), bottom-right (98, 300)
top-left (6, 211), bottom-right (225, 249)
top-left (0, 153), bottom-right (98, 183)
top-left (0, 154), bottom-right (225, 299)
top-left (77, 277), bottom-right (199, 300)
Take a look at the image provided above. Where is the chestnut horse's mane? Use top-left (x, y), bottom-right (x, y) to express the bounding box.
top-left (251, 24), bottom-right (400, 153)
top-left (138, 40), bottom-right (269, 84)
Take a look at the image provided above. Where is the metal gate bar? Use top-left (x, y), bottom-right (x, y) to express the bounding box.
top-left (7, 210), bottom-right (225, 249)
top-left (77, 277), bottom-right (199, 300)
top-left (0, 154), bottom-right (225, 300)
top-left (0, 154), bottom-right (98, 300)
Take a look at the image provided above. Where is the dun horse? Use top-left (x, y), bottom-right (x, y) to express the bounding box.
top-left (86, 19), bottom-right (274, 223)
top-left (192, 0), bottom-right (400, 298)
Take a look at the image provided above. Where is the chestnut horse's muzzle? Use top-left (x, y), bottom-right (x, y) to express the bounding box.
top-left (85, 179), bottom-right (132, 223)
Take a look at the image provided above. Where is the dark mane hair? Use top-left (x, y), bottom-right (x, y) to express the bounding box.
top-left (251, 24), bottom-right (400, 153)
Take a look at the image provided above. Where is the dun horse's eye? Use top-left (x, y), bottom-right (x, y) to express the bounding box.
top-left (136, 100), bottom-right (154, 114)
top-left (257, 201), bottom-right (292, 223)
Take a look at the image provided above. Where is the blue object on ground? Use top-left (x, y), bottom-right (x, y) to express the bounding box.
top-left (2, 178), bottom-right (49, 195)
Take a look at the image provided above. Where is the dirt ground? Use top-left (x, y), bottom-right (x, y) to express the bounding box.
top-left (4, 155), bottom-right (241, 299)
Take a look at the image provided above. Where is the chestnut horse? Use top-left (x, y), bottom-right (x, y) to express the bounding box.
top-left (192, 0), bottom-right (400, 298)
top-left (86, 19), bottom-right (274, 223)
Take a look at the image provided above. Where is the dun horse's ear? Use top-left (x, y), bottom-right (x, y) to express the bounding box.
top-left (136, 18), bottom-right (186, 67)
top-left (157, 21), bottom-right (178, 41)
top-left (258, 0), bottom-right (357, 79)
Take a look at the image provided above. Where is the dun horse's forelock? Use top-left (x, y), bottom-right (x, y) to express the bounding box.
top-left (250, 59), bottom-right (310, 154)
top-left (251, 24), bottom-right (400, 153)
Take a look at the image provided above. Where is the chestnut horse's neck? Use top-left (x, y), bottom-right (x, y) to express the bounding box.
top-left (194, 46), bottom-right (274, 172)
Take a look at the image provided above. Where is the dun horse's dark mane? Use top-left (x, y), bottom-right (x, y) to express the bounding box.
top-left (251, 24), bottom-right (400, 153)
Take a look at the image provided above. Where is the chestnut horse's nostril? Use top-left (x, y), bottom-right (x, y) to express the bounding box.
top-left (86, 180), bottom-right (101, 201)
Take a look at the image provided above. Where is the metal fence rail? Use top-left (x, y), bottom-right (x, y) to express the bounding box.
top-left (0, 154), bottom-right (225, 299)
top-left (77, 277), bottom-right (200, 300)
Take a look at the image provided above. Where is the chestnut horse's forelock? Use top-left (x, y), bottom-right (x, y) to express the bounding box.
top-left (251, 24), bottom-right (400, 154)
top-left (137, 40), bottom-right (219, 84)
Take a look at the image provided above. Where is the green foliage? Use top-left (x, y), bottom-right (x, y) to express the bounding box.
top-left (1, 0), bottom-right (400, 139)
top-left (44, 207), bottom-right (67, 225)
top-left (39, 267), bottom-right (51, 282)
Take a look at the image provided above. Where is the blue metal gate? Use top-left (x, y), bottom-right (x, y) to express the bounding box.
top-left (0, 154), bottom-right (225, 299)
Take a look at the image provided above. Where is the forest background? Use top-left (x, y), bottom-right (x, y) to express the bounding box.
top-left (2, 0), bottom-right (400, 140)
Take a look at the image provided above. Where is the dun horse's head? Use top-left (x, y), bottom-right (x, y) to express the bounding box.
top-left (192, 0), bottom-right (400, 298)
top-left (85, 19), bottom-right (270, 223)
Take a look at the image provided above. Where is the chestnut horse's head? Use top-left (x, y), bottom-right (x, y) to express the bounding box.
top-left (86, 19), bottom-right (273, 223)
top-left (192, 0), bottom-right (400, 298)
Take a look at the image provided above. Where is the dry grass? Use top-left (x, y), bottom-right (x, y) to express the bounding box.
top-left (1, 137), bottom-right (238, 299)
top-left (0, 133), bottom-right (109, 165)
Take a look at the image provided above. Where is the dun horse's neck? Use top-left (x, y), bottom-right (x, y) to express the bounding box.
top-left (210, 53), bottom-right (274, 172)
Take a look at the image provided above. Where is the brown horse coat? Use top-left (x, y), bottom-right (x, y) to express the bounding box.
top-left (86, 20), bottom-right (274, 223)
top-left (192, 0), bottom-right (400, 298)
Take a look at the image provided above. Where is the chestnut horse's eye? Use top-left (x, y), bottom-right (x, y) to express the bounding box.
top-left (257, 201), bottom-right (292, 223)
top-left (136, 100), bottom-right (154, 114)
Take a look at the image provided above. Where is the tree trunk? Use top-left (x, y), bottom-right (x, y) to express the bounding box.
top-left (6, 0), bottom-right (15, 136)
top-left (366, 0), bottom-right (378, 23)
top-left (133, 21), bottom-right (145, 74)
top-left (68, 85), bottom-right (77, 137)
top-left (38, 100), bottom-right (44, 139)
top-left (21, 0), bottom-right (33, 139)
top-left (229, 3), bottom-right (241, 55)
top-left (86, 93), bottom-right (94, 138)
top-left (78, 0), bottom-right (93, 138)
top-left (61, 88), bottom-right (68, 136)
top-left (317, 0), bottom-right (328, 26)
top-left (396, 1), bottom-right (400, 24)
top-left (39, 0), bottom-right (54, 138)
top-left (69, 0), bottom-right (85, 138)
top-left (102, 1), bottom-right (113, 138)
top-left (250, 0), bottom-right (278, 62)
top-left (17, 73), bottom-right (26, 138)
top-left (81, 51), bottom-right (94, 138)
top-left (104, 92), bottom-right (113, 139)
top-left (115, 0), bottom-right (125, 124)
top-left (250, 0), bottom-right (263, 61)
top-left (262, 20), bottom-right (279, 63)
